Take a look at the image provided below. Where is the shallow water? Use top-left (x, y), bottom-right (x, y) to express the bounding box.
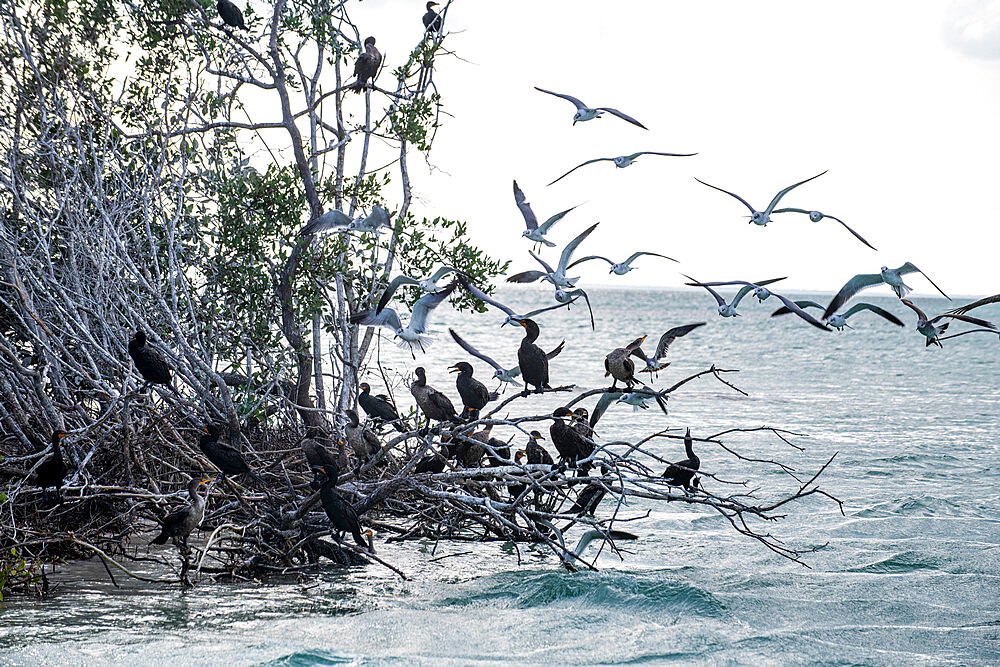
top-left (3, 287), bottom-right (999, 665)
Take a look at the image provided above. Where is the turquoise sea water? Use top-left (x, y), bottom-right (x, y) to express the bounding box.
top-left (3, 287), bottom-right (999, 665)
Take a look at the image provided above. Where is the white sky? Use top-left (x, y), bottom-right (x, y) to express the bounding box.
top-left (253, 1), bottom-right (1000, 297)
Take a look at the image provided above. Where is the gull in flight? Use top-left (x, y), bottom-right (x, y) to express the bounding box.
top-left (900, 298), bottom-right (996, 347)
top-left (534, 87), bottom-right (648, 129)
top-left (770, 301), bottom-right (904, 331)
top-left (554, 287), bottom-right (595, 330)
top-left (569, 251), bottom-right (677, 276)
top-left (350, 282), bottom-right (455, 356)
top-left (685, 276), bottom-right (829, 330)
top-left (771, 208), bottom-right (876, 250)
top-left (631, 322), bottom-right (707, 373)
top-left (448, 328), bottom-right (565, 388)
top-left (513, 180), bottom-right (577, 249)
top-left (547, 151), bottom-right (696, 186)
top-left (822, 263), bottom-right (949, 321)
top-left (695, 171), bottom-right (827, 227)
top-left (507, 222), bottom-right (599, 288)
top-left (299, 205), bottom-right (392, 236)
top-left (455, 275), bottom-right (579, 326)
top-left (375, 266), bottom-right (459, 314)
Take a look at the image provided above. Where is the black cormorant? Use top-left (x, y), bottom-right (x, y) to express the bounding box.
top-left (344, 408), bottom-right (380, 465)
top-left (414, 450), bottom-right (447, 473)
top-left (662, 428), bottom-right (700, 492)
top-left (516, 318), bottom-right (550, 393)
top-left (422, 1), bottom-right (442, 32)
top-left (217, 0), bottom-right (246, 29)
top-left (199, 425), bottom-right (263, 484)
top-left (525, 430), bottom-right (554, 466)
top-left (550, 407), bottom-right (593, 474)
top-left (128, 330), bottom-right (178, 394)
top-left (570, 408), bottom-right (593, 440)
top-left (32, 430), bottom-right (68, 501)
top-left (301, 438), bottom-right (339, 489)
top-left (605, 336), bottom-right (646, 389)
top-left (359, 382), bottom-right (406, 432)
top-left (449, 361), bottom-right (491, 421)
top-left (152, 477), bottom-right (210, 548)
top-left (317, 466), bottom-right (373, 552)
top-left (410, 367), bottom-right (459, 429)
top-left (350, 36), bottom-right (382, 93)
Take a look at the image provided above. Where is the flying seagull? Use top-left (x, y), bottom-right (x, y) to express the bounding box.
top-left (900, 298), bottom-right (996, 347)
top-left (507, 222), bottom-right (600, 288)
top-left (375, 266), bottom-right (459, 314)
top-left (299, 205), bottom-right (392, 236)
top-left (631, 322), bottom-right (707, 373)
top-left (449, 328), bottom-right (565, 388)
top-left (513, 180), bottom-right (577, 249)
top-left (350, 282), bottom-right (456, 355)
top-left (771, 208), bottom-right (876, 250)
top-left (554, 287), bottom-right (595, 330)
top-left (547, 151), bottom-right (697, 186)
top-left (455, 274), bottom-right (579, 326)
top-left (822, 263), bottom-right (949, 321)
top-left (534, 87), bottom-right (648, 130)
top-left (685, 277), bottom-right (829, 330)
top-left (770, 300), bottom-right (904, 331)
top-left (695, 171), bottom-right (827, 227)
top-left (569, 251), bottom-right (677, 276)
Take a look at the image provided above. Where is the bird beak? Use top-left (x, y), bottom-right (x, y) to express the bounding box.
top-left (449, 365), bottom-right (460, 373)
top-left (519, 320), bottom-right (527, 328)
top-left (57, 432), bottom-right (66, 440)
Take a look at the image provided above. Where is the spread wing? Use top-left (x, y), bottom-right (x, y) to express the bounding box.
top-left (764, 170), bottom-right (827, 214)
top-left (456, 275), bottom-right (515, 317)
top-left (534, 86), bottom-right (587, 110)
top-left (622, 251), bottom-right (678, 266)
top-left (449, 329), bottom-right (505, 373)
top-left (567, 255), bottom-right (612, 270)
top-left (771, 300), bottom-right (824, 317)
top-left (629, 151), bottom-right (697, 159)
top-left (822, 272), bottom-right (885, 320)
top-left (595, 107), bottom-right (648, 130)
top-left (506, 270), bottom-right (549, 284)
top-left (546, 340), bottom-right (566, 360)
top-left (654, 322), bottom-right (706, 358)
top-left (375, 275), bottom-right (419, 314)
top-left (948, 293), bottom-right (1000, 316)
top-left (682, 274), bottom-right (726, 308)
top-left (537, 206), bottom-right (578, 234)
top-left (841, 303), bottom-right (904, 326)
top-left (770, 293), bottom-right (831, 330)
top-left (513, 180), bottom-right (538, 231)
top-left (522, 299), bottom-right (578, 319)
top-left (557, 222), bottom-right (600, 273)
top-left (409, 282), bottom-right (457, 332)
top-left (589, 391), bottom-right (623, 428)
top-left (547, 158), bottom-right (613, 186)
top-left (299, 209), bottom-right (353, 236)
top-left (528, 250), bottom-right (557, 275)
top-left (694, 178), bottom-right (756, 214)
top-left (896, 262), bottom-right (949, 300)
top-left (350, 308), bottom-right (402, 332)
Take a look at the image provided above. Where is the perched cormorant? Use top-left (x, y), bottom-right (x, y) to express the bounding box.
top-left (199, 425), bottom-right (263, 484)
top-left (344, 408), bottom-right (380, 464)
top-left (317, 466), bottom-right (373, 552)
top-left (570, 408), bottom-right (594, 440)
top-left (32, 430), bottom-right (68, 501)
top-left (662, 428), bottom-right (700, 492)
top-left (128, 330), bottom-right (177, 394)
top-left (516, 318), bottom-right (550, 393)
top-left (414, 450), bottom-right (447, 473)
top-left (358, 382), bottom-right (406, 432)
top-left (410, 367), bottom-right (459, 429)
top-left (605, 336), bottom-right (646, 390)
top-left (301, 438), bottom-right (339, 489)
top-left (484, 434), bottom-right (512, 467)
top-left (550, 407), bottom-right (593, 474)
top-left (152, 477), bottom-right (210, 548)
top-left (217, 0), bottom-right (246, 29)
top-left (525, 430), bottom-right (554, 466)
top-left (350, 36), bottom-right (382, 94)
top-left (567, 481), bottom-right (606, 517)
top-left (449, 361), bottom-right (492, 421)
top-left (422, 1), bottom-right (442, 32)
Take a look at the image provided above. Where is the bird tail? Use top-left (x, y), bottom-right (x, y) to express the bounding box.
top-left (893, 282), bottom-right (912, 299)
top-left (151, 531), bottom-right (169, 545)
top-left (350, 80), bottom-right (363, 94)
top-left (398, 335), bottom-right (433, 352)
top-left (392, 419), bottom-right (407, 433)
top-left (248, 470), bottom-right (265, 485)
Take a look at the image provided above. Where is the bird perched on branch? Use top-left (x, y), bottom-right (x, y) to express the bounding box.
top-left (571, 408), bottom-right (593, 440)
top-left (823, 263), bottom-right (950, 321)
top-left (449, 328), bottom-right (565, 389)
top-left (605, 336), bottom-right (647, 390)
top-left (663, 428), bottom-right (700, 493)
top-left (300, 438), bottom-right (339, 489)
top-left (449, 361), bottom-right (494, 421)
top-left (152, 477), bottom-right (211, 548)
top-left (358, 382), bottom-right (405, 432)
top-left (128, 329), bottom-right (178, 394)
top-left (31, 430), bottom-right (68, 502)
top-left (550, 407), bottom-right (594, 475)
top-left (515, 318), bottom-right (553, 393)
top-left (343, 409), bottom-right (381, 465)
top-left (422, 1), bottom-right (442, 33)
top-left (351, 37), bottom-right (382, 93)
top-left (217, 0), bottom-right (246, 29)
top-left (410, 366), bottom-right (459, 430)
top-left (317, 467), bottom-right (374, 552)
top-left (199, 425), bottom-right (264, 485)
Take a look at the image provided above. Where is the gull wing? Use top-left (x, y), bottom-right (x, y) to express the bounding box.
top-left (948, 293), bottom-right (1000, 316)
top-left (822, 272), bottom-right (885, 320)
top-left (506, 270), bottom-right (549, 284)
top-left (630, 151), bottom-right (697, 159)
top-left (653, 322), bottom-right (707, 358)
top-left (694, 178), bottom-right (757, 214)
top-left (731, 284), bottom-right (756, 309)
top-left (537, 206), bottom-right (578, 234)
top-left (589, 391), bottom-right (623, 428)
top-left (763, 171), bottom-right (827, 215)
top-left (523, 298), bottom-right (578, 319)
top-left (622, 251), bottom-right (678, 266)
top-left (547, 158), bottom-right (613, 186)
top-left (409, 282), bottom-right (457, 333)
top-left (595, 107), bottom-right (648, 130)
top-left (770, 300), bottom-right (824, 317)
top-left (429, 266), bottom-right (459, 282)
top-left (936, 328), bottom-right (1000, 342)
top-left (513, 180), bottom-right (538, 231)
top-left (896, 262), bottom-right (949, 300)
top-left (933, 313), bottom-right (997, 329)
top-left (900, 298), bottom-right (928, 322)
top-left (681, 274), bottom-right (726, 308)
top-left (350, 308), bottom-right (402, 332)
top-left (557, 222), bottom-right (600, 274)
top-left (563, 288), bottom-right (595, 329)
top-left (534, 86), bottom-right (587, 110)
top-left (299, 209), bottom-right (353, 236)
top-left (567, 254), bottom-right (612, 270)
top-left (449, 329), bottom-right (505, 373)
top-left (841, 303), bottom-right (904, 327)
top-left (770, 292), bottom-right (830, 331)
top-left (375, 275), bottom-right (419, 314)
top-left (358, 205), bottom-right (391, 231)
top-left (773, 208), bottom-right (877, 251)
top-left (456, 275), bottom-right (515, 317)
